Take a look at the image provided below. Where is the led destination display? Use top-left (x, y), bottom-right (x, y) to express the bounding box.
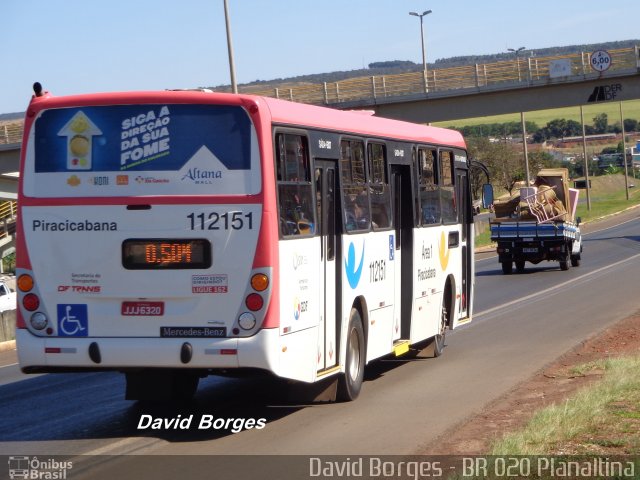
top-left (122, 238), bottom-right (211, 270)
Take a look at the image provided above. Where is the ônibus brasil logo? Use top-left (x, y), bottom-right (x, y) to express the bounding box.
top-left (8, 456), bottom-right (73, 479)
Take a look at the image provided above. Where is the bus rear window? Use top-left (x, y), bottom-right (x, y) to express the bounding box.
top-left (24, 104), bottom-right (260, 197)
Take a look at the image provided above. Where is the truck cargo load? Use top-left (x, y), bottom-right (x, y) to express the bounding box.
top-left (490, 168), bottom-right (582, 274)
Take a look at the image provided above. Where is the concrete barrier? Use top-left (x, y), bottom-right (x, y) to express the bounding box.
top-left (0, 308), bottom-right (15, 342)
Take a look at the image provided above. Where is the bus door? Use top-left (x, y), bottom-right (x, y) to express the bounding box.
top-left (390, 164), bottom-right (414, 339)
top-left (455, 168), bottom-right (472, 320)
top-left (315, 160), bottom-right (339, 371)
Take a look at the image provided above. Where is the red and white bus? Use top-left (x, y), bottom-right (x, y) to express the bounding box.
top-left (16, 87), bottom-right (476, 401)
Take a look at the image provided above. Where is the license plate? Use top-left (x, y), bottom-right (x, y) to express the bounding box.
top-left (121, 301), bottom-right (164, 316)
top-left (522, 248), bottom-right (538, 253)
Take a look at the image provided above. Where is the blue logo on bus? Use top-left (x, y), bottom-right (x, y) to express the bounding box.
top-left (57, 304), bottom-right (88, 337)
top-left (345, 241), bottom-right (365, 289)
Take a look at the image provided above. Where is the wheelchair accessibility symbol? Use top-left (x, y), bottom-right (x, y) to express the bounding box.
top-left (57, 304), bottom-right (89, 336)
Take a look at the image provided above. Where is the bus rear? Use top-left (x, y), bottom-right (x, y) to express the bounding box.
top-left (16, 90), bottom-right (279, 400)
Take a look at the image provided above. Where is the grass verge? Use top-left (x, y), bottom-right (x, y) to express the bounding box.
top-left (491, 355), bottom-right (640, 455)
top-left (575, 186), bottom-right (640, 224)
top-left (433, 99), bottom-right (640, 129)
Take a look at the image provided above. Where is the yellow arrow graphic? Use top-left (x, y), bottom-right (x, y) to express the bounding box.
top-left (439, 231), bottom-right (450, 271)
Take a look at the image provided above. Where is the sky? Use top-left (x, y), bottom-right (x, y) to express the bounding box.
top-left (2, 0), bottom-right (639, 114)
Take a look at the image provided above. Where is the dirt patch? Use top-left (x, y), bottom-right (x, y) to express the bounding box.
top-left (423, 313), bottom-right (640, 455)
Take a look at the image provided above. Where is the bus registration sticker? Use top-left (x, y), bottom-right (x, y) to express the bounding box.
top-left (122, 301), bottom-right (164, 316)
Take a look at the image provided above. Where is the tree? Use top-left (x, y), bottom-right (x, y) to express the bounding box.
top-left (593, 113), bottom-right (609, 134)
top-left (467, 137), bottom-right (524, 195)
top-left (528, 151), bottom-right (559, 173)
top-left (623, 118), bottom-right (638, 132)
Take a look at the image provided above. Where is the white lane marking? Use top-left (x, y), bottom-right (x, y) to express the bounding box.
top-left (77, 436), bottom-right (162, 460)
top-left (584, 216), bottom-right (638, 236)
top-left (474, 252), bottom-right (640, 319)
top-left (0, 363), bottom-right (18, 369)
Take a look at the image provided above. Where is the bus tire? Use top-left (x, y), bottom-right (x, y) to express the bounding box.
top-left (337, 308), bottom-right (365, 402)
top-left (501, 262), bottom-right (513, 275)
top-left (515, 260), bottom-right (526, 273)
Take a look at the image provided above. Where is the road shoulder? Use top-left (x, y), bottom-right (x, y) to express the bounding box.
top-left (422, 312), bottom-right (640, 455)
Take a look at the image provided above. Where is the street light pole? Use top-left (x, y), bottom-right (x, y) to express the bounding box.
top-left (409, 10), bottom-right (432, 72)
top-left (223, 0), bottom-right (238, 94)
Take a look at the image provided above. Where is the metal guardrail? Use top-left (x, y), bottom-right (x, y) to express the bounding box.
top-left (0, 201), bottom-right (16, 240)
top-left (1, 46), bottom-right (638, 146)
top-left (0, 122), bottom-right (23, 145)
top-left (245, 46), bottom-right (640, 105)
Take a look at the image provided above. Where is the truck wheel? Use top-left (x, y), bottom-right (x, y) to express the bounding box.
top-left (337, 308), bottom-right (365, 401)
top-left (515, 260), bottom-right (525, 273)
top-left (501, 262), bottom-right (513, 275)
top-left (560, 258), bottom-right (570, 271)
top-left (571, 255), bottom-right (581, 267)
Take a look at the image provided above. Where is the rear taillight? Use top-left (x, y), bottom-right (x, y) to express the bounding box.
top-left (18, 271), bottom-right (50, 333)
top-left (245, 293), bottom-right (264, 311)
top-left (250, 273), bottom-right (269, 292)
top-left (23, 293), bottom-right (40, 311)
top-left (18, 274), bottom-right (34, 292)
top-left (235, 269), bottom-right (272, 334)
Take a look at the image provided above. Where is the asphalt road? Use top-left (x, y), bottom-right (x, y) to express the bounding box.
top-left (1, 209), bottom-right (639, 470)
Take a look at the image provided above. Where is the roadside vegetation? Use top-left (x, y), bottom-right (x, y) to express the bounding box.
top-left (491, 355), bottom-right (640, 455)
top-left (436, 101), bottom-right (640, 133)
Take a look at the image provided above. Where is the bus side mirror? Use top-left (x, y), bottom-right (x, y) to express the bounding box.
top-left (482, 184), bottom-right (494, 209)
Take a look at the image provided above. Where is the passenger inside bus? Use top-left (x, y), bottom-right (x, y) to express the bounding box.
top-left (279, 185), bottom-right (314, 235)
top-left (345, 192), bottom-right (371, 231)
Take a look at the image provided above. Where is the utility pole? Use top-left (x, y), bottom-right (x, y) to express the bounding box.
top-left (223, 0), bottom-right (238, 94)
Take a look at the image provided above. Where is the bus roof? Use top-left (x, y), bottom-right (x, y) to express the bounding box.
top-left (260, 95), bottom-right (466, 149)
top-left (26, 89), bottom-right (465, 150)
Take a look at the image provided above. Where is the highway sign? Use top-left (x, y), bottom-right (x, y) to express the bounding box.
top-left (590, 50), bottom-right (612, 72)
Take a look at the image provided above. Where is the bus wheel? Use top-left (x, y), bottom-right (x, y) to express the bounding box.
top-left (515, 260), bottom-right (526, 273)
top-left (501, 262), bottom-right (513, 275)
top-left (337, 308), bottom-right (365, 402)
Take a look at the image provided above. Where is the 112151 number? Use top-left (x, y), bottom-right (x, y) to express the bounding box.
top-left (187, 212), bottom-right (253, 230)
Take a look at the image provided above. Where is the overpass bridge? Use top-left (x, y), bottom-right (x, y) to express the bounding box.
top-left (1, 47), bottom-right (639, 135)
top-left (0, 47), bottom-right (638, 263)
top-left (242, 46), bottom-right (640, 123)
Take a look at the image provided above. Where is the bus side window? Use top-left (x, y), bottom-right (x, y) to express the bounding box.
top-left (418, 148), bottom-right (441, 225)
top-left (440, 150), bottom-right (457, 224)
top-left (367, 143), bottom-right (391, 230)
top-left (341, 139), bottom-right (371, 232)
top-left (276, 133), bottom-right (315, 236)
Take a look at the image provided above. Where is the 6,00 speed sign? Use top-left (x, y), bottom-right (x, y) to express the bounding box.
top-left (590, 50), bottom-right (612, 72)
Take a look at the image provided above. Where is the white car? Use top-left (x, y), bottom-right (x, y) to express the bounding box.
top-left (0, 281), bottom-right (16, 312)
top-left (472, 199), bottom-right (482, 215)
